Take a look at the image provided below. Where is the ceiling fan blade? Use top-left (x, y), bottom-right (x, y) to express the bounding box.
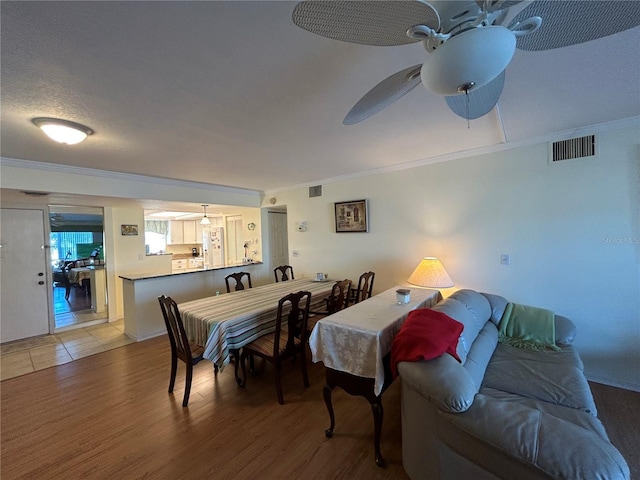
top-left (292, 1), bottom-right (440, 46)
top-left (445, 70), bottom-right (505, 120)
top-left (512, 0), bottom-right (640, 51)
top-left (344, 65), bottom-right (422, 125)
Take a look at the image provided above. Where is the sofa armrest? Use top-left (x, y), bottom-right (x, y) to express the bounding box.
top-left (438, 394), bottom-right (630, 480)
top-left (398, 354), bottom-right (478, 413)
top-left (554, 315), bottom-right (576, 345)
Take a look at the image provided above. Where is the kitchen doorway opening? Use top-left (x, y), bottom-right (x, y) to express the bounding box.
top-left (50, 205), bottom-right (108, 331)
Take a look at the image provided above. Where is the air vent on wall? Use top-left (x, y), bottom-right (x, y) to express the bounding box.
top-left (309, 185), bottom-right (322, 197)
top-left (549, 135), bottom-right (596, 163)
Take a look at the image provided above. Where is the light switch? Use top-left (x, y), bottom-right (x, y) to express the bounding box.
top-left (500, 253), bottom-right (510, 265)
top-left (292, 250), bottom-right (300, 257)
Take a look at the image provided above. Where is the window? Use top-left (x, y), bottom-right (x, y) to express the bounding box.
top-left (50, 232), bottom-right (93, 265)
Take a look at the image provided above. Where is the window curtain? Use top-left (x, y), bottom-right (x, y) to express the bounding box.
top-left (145, 220), bottom-right (168, 236)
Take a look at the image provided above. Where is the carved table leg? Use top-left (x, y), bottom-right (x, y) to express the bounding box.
top-left (323, 382), bottom-right (335, 438)
top-left (323, 367), bottom-right (389, 467)
top-left (371, 398), bottom-right (386, 467)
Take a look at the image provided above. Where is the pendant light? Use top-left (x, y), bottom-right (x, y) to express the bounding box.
top-left (200, 205), bottom-right (211, 225)
top-left (32, 117), bottom-right (93, 145)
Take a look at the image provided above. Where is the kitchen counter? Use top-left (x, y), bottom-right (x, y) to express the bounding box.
top-left (120, 261), bottom-right (265, 341)
top-left (120, 261), bottom-right (262, 282)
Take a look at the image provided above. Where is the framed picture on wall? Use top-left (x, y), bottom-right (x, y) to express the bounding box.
top-left (334, 199), bottom-right (369, 233)
top-left (121, 224), bottom-right (138, 236)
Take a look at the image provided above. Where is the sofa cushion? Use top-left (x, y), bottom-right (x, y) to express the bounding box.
top-left (462, 322), bottom-right (498, 390)
top-left (482, 343), bottom-right (597, 415)
top-left (481, 292), bottom-right (509, 326)
top-left (479, 387), bottom-right (608, 439)
top-left (437, 394), bottom-right (630, 480)
top-left (433, 290), bottom-right (492, 364)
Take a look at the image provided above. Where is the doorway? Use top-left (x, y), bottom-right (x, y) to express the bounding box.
top-left (268, 209), bottom-right (289, 270)
top-left (49, 206), bottom-right (108, 330)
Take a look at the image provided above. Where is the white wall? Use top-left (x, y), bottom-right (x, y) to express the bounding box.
top-left (267, 124), bottom-right (640, 391)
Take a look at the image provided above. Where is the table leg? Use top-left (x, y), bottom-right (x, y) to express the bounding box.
top-left (323, 367), bottom-right (388, 467)
top-left (230, 349), bottom-right (242, 385)
top-left (323, 382), bottom-right (335, 438)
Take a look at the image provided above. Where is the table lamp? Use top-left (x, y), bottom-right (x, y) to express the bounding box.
top-left (407, 257), bottom-right (454, 288)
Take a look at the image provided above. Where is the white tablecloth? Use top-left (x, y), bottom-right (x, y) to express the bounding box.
top-left (179, 278), bottom-right (334, 369)
top-left (309, 286), bottom-right (442, 396)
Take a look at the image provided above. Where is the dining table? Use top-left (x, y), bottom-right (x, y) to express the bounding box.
top-left (308, 286), bottom-right (442, 467)
top-left (178, 277), bottom-right (335, 379)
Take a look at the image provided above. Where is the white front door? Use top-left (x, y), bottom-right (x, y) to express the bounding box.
top-left (0, 208), bottom-right (50, 342)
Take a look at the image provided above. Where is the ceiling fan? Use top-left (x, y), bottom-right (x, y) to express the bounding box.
top-left (292, 0), bottom-right (640, 124)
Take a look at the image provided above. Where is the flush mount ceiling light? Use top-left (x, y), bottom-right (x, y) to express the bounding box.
top-left (200, 205), bottom-right (211, 225)
top-left (32, 117), bottom-right (93, 145)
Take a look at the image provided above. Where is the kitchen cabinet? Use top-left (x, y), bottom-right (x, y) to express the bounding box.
top-left (168, 220), bottom-right (204, 245)
top-left (183, 220), bottom-right (199, 244)
top-left (168, 221), bottom-right (184, 245)
top-left (172, 259), bottom-right (188, 271)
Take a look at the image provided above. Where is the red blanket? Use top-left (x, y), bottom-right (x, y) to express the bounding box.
top-left (391, 308), bottom-right (464, 378)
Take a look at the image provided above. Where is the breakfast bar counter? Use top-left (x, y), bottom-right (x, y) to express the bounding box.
top-left (119, 262), bottom-right (264, 341)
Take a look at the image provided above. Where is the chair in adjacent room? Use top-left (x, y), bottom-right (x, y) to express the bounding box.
top-left (307, 279), bottom-right (352, 336)
top-left (273, 265), bottom-right (294, 282)
top-left (225, 272), bottom-right (252, 293)
top-left (348, 271), bottom-right (375, 305)
top-left (240, 290), bottom-right (312, 405)
top-left (158, 295), bottom-right (213, 407)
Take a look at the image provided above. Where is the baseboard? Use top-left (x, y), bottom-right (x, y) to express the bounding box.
top-left (587, 374), bottom-right (640, 393)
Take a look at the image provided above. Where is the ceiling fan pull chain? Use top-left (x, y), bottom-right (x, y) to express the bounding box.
top-left (466, 92), bottom-right (470, 129)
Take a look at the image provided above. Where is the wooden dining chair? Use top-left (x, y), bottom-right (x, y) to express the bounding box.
top-left (273, 265), bottom-right (294, 282)
top-left (240, 290), bottom-right (312, 405)
top-left (225, 272), bottom-right (252, 293)
top-left (307, 279), bottom-right (353, 336)
top-left (158, 295), bottom-right (213, 407)
top-left (349, 271), bottom-right (375, 305)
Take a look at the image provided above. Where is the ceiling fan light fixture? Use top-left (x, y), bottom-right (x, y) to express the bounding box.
top-left (32, 117), bottom-right (93, 145)
top-left (420, 26), bottom-right (516, 96)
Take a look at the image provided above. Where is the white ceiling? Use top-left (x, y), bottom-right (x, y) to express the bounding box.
top-left (2, 1), bottom-right (639, 194)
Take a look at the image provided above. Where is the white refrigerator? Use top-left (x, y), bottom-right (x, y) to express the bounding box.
top-left (203, 226), bottom-right (225, 267)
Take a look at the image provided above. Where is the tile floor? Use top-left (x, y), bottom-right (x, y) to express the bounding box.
top-left (1, 319), bottom-right (134, 381)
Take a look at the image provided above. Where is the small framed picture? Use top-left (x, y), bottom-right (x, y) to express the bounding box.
top-left (334, 199), bottom-right (369, 233)
top-left (121, 224), bottom-right (138, 236)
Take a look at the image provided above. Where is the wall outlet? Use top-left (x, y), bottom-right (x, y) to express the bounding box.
top-left (500, 253), bottom-right (510, 265)
top-left (292, 250), bottom-right (300, 257)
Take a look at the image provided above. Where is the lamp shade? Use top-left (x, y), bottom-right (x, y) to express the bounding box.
top-left (420, 26), bottom-right (516, 96)
top-left (407, 257), bottom-right (454, 288)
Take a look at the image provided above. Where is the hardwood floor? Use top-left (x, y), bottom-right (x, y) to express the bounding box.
top-left (0, 337), bottom-right (408, 479)
top-left (2, 337), bottom-right (637, 479)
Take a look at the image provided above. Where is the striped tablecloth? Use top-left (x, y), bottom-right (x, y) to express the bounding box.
top-left (179, 278), bottom-right (334, 370)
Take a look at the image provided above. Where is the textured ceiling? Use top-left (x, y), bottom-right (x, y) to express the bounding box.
top-left (1, 1), bottom-right (639, 194)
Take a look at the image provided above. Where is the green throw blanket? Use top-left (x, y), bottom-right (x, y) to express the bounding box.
top-left (498, 302), bottom-right (560, 351)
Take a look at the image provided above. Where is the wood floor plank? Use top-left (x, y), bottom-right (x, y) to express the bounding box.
top-left (1, 336), bottom-right (407, 479)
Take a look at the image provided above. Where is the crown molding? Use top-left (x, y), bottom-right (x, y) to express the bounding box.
top-left (265, 116), bottom-right (640, 195)
top-left (0, 157), bottom-right (261, 197)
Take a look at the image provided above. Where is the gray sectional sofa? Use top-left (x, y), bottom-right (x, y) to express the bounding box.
top-left (397, 289), bottom-right (630, 480)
